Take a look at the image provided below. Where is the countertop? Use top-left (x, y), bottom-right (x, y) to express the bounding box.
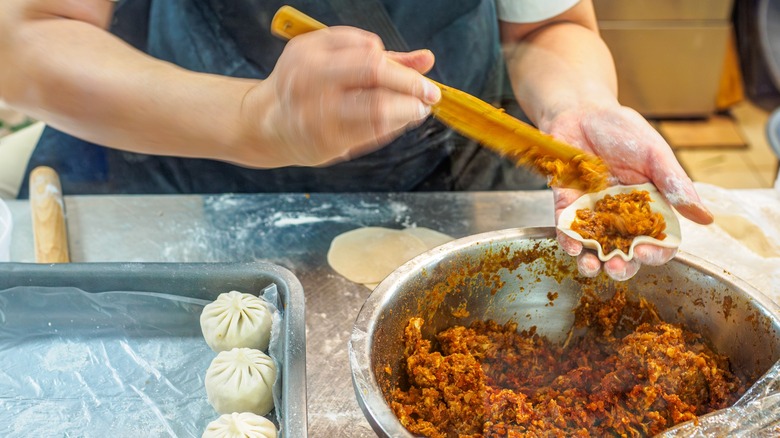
top-left (6, 186), bottom-right (780, 436)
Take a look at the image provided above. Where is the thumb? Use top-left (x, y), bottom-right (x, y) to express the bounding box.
top-left (386, 49), bottom-right (436, 75)
top-left (650, 160), bottom-right (713, 225)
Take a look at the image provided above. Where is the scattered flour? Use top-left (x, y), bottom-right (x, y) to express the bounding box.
top-left (269, 212), bottom-right (350, 227)
top-left (42, 342), bottom-right (91, 372)
top-left (11, 401), bottom-right (83, 436)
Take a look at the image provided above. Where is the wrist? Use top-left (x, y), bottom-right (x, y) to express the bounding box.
top-left (536, 90), bottom-right (620, 133)
top-left (228, 79), bottom-right (293, 168)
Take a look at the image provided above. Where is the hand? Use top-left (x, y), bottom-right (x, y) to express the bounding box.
top-left (240, 26), bottom-right (441, 167)
top-left (544, 103), bottom-right (714, 281)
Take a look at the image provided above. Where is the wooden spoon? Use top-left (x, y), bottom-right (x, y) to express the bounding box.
top-left (270, 6), bottom-right (610, 192)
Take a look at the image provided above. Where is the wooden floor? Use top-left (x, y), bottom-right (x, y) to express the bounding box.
top-left (665, 101), bottom-right (778, 189)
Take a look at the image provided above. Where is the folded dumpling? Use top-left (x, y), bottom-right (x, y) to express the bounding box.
top-left (202, 412), bottom-right (277, 438)
top-left (201, 291), bottom-right (273, 352)
top-left (205, 347), bottom-right (276, 416)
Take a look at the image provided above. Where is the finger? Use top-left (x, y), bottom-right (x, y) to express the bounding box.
top-left (556, 229), bottom-right (583, 256)
top-left (552, 187), bottom-right (588, 255)
top-left (314, 89), bottom-right (431, 165)
top-left (332, 116), bottom-right (430, 163)
top-left (633, 244), bottom-right (676, 266)
top-left (329, 47), bottom-right (441, 105)
top-left (651, 163), bottom-right (713, 225)
top-left (553, 187), bottom-right (589, 256)
top-left (552, 187), bottom-right (585, 221)
top-left (387, 49), bottom-right (436, 75)
top-left (338, 88), bottom-right (431, 146)
top-left (350, 87), bottom-right (432, 131)
top-left (620, 116), bottom-right (714, 225)
top-left (577, 252), bottom-right (602, 278)
top-left (603, 257), bottom-right (641, 281)
top-left (322, 120), bottom-right (413, 167)
top-left (312, 26), bottom-right (386, 51)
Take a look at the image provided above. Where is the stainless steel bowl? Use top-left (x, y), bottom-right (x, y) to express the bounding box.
top-left (349, 227), bottom-right (780, 437)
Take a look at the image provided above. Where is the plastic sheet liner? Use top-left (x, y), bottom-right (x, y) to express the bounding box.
top-left (659, 359), bottom-right (780, 436)
top-left (0, 285), bottom-right (283, 437)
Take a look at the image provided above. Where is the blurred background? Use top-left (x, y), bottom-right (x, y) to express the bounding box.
top-left (591, 0), bottom-right (780, 189)
top-left (1, 0), bottom-right (779, 195)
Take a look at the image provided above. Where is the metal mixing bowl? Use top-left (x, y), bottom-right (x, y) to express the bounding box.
top-left (349, 227), bottom-right (780, 437)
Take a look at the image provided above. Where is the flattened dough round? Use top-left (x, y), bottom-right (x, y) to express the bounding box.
top-left (715, 215), bottom-right (780, 258)
top-left (327, 227), bottom-right (429, 284)
top-left (403, 227), bottom-right (454, 249)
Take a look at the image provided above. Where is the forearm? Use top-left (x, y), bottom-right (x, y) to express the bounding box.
top-left (501, 8), bottom-right (619, 131)
top-left (0, 8), bottom-right (279, 166)
top-left (2, 1), bottom-right (439, 169)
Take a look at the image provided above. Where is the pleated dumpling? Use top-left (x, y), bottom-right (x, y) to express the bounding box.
top-left (205, 347), bottom-right (276, 416)
top-left (202, 412), bottom-right (277, 438)
top-left (200, 291), bottom-right (273, 352)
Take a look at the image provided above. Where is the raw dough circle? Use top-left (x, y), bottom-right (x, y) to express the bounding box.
top-left (327, 227), bottom-right (429, 284)
top-left (402, 227), bottom-right (454, 249)
top-left (715, 215), bottom-right (780, 258)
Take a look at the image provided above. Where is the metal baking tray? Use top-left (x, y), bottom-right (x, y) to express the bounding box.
top-left (0, 261), bottom-right (307, 437)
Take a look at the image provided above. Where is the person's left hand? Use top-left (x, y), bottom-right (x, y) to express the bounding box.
top-left (543, 102), bottom-right (714, 281)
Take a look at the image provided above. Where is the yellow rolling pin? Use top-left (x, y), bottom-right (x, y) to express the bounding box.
top-left (270, 6), bottom-right (610, 192)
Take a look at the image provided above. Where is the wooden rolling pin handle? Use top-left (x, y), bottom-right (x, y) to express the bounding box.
top-left (29, 166), bottom-right (70, 263)
top-left (271, 5), bottom-right (326, 40)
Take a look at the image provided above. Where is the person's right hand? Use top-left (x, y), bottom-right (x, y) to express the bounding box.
top-left (238, 26), bottom-right (441, 167)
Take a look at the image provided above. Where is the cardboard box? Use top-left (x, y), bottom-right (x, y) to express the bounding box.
top-left (600, 22), bottom-right (731, 117)
top-left (593, 0), bottom-right (734, 21)
top-left (594, 0), bottom-right (734, 117)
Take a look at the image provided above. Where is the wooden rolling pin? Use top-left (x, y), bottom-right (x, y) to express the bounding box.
top-left (29, 166), bottom-right (70, 263)
top-left (270, 6), bottom-right (610, 192)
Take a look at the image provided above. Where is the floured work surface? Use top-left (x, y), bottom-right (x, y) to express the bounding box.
top-left (680, 183), bottom-right (780, 301)
top-left (0, 286), bottom-right (285, 437)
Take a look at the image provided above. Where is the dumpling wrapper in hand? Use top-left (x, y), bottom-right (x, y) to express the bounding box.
top-left (201, 291), bottom-right (273, 352)
top-left (202, 412), bottom-right (277, 438)
top-left (402, 227), bottom-right (454, 249)
top-left (557, 183), bottom-right (681, 262)
top-left (205, 348), bottom-right (276, 416)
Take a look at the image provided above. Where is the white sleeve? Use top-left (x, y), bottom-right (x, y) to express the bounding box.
top-left (495, 0), bottom-right (581, 23)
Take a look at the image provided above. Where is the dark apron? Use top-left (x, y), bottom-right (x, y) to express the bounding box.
top-left (19, 0), bottom-right (545, 196)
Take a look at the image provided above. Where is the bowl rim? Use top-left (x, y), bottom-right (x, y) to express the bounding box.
top-left (348, 226), bottom-right (780, 437)
top-left (0, 198), bottom-right (12, 261)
